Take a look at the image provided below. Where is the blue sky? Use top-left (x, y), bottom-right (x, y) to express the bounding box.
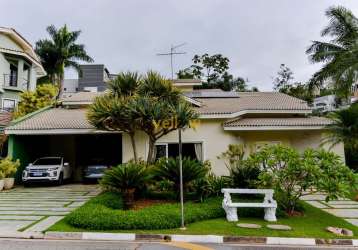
top-left (2, 0), bottom-right (358, 90)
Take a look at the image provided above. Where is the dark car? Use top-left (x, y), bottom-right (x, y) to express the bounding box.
top-left (83, 164), bottom-right (109, 182)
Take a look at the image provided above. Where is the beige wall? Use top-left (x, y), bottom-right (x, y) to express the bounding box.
top-left (122, 122), bottom-right (345, 176)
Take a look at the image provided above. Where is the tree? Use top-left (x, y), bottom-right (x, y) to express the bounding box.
top-left (273, 64), bottom-right (313, 103)
top-left (87, 72), bottom-right (141, 162)
top-left (14, 84), bottom-right (58, 118)
top-left (251, 144), bottom-right (356, 214)
top-left (88, 71), bottom-right (199, 163)
top-left (35, 25), bottom-right (93, 97)
top-left (306, 6), bottom-right (358, 102)
top-left (273, 64), bottom-right (294, 91)
top-left (131, 73), bottom-right (199, 162)
top-left (191, 54), bottom-right (229, 84)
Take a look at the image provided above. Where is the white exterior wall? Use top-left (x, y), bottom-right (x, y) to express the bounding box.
top-left (122, 120), bottom-right (239, 175)
top-left (0, 33), bottom-right (39, 91)
top-left (122, 122), bottom-right (345, 176)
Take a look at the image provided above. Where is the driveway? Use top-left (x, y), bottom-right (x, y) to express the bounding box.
top-left (0, 184), bottom-right (100, 232)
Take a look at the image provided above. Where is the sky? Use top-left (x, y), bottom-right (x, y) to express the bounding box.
top-left (2, 0), bottom-right (358, 90)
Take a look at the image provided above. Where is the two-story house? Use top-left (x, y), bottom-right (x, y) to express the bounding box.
top-left (0, 27), bottom-right (46, 112)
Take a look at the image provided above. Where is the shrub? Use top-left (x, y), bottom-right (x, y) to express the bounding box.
top-left (252, 144), bottom-right (357, 214)
top-left (66, 192), bottom-right (225, 230)
top-left (100, 162), bottom-right (152, 209)
top-left (0, 157), bottom-right (20, 178)
top-left (219, 144), bottom-right (260, 188)
top-left (153, 157), bottom-right (209, 196)
top-left (191, 174), bottom-right (231, 201)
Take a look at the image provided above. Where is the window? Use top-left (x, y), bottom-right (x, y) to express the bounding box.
top-left (154, 142), bottom-right (203, 161)
top-left (2, 99), bottom-right (16, 112)
top-left (33, 157), bottom-right (62, 165)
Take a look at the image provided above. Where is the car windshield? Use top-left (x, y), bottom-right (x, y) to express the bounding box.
top-left (33, 158), bottom-right (61, 165)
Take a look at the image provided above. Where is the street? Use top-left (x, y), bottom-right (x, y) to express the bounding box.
top-left (0, 239), bottom-right (355, 250)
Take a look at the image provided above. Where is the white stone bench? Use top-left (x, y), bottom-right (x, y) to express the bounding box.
top-left (221, 188), bottom-right (277, 222)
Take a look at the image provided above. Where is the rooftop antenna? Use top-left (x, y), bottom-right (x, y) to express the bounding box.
top-left (157, 43), bottom-right (186, 79)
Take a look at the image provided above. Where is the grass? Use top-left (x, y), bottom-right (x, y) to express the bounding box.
top-left (48, 198), bottom-right (358, 239)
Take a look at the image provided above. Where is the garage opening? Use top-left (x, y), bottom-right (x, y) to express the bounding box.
top-left (10, 133), bottom-right (122, 183)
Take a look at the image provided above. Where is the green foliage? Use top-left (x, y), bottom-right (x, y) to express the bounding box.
top-left (251, 144), bottom-right (357, 213)
top-left (306, 6), bottom-right (358, 101)
top-left (191, 173), bottom-right (231, 201)
top-left (273, 64), bottom-right (313, 103)
top-left (65, 192), bottom-right (224, 230)
top-left (154, 157), bottom-right (209, 194)
top-left (100, 162), bottom-right (152, 192)
top-left (325, 103), bottom-right (358, 152)
top-left (14, 84), bottom-right (58, 118)
top-left (218, 144), bottom-right (260, 188)
top-left (0, 157), bottom-right (20, 179)
top-left (88, 71), bottom-right (199, 163)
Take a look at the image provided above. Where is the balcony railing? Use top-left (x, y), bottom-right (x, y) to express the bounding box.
top-left (2, 74), bottom-right (29, 90)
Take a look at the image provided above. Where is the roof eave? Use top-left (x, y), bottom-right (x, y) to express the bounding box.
top-left (223, 125), bottom-right (327, 131)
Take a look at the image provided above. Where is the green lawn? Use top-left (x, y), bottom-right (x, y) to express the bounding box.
top-left (49, 202), bottom-right (358, 239)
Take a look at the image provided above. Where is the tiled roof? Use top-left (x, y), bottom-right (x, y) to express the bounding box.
top-left (61, 92), bottom-right (101, 103)
top-left (6, 108), bottom-right (93, 131)
top-left (0, 111), bottom-right (12, 127)
top-left (195, 92), bottom-right (310, 115)
top-left (224, 117), bottom-right (332, 127)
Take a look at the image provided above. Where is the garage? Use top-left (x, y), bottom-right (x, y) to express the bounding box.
top-left (5, 106), bottom-right (123, 183)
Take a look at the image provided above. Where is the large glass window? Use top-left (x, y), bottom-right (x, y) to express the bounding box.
top-left (154, 142), bottom-right (203, 161)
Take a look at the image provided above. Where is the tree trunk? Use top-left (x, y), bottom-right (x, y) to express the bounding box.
top-left (147, 138), bottom-right (156, 163)
top-left (129, 132), bottom-right (138, 163)
top-left (56, 73), bottom-right (64, 100)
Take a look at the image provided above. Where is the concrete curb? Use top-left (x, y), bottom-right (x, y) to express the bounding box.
top-left (43, 231), bottom-right (357, 246)
top-left (0, 232), bottom-right (44, 239)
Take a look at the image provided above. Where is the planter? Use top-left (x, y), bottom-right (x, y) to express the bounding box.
top-left (3, 178), bottom-right (14, 190)
top-left (0, 180), bottom-right (4, 191)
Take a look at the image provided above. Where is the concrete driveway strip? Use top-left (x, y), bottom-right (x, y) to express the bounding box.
top-left (0, 184), bottom-right (100, 232)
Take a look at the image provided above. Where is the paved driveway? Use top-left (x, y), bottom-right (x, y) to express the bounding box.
top-left (0, 184), bottom-right (100, 232)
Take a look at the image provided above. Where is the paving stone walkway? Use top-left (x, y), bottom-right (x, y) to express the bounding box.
top-left (301, 194), bottom-right (358, 227)
top-left (0, 184), bottom-right (100, 233)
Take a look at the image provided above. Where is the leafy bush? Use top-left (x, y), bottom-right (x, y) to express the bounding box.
top-left (153, 157), bottom-right (209, 195)
top-left (100, 162), bottom-right (152, 209)
top-left (0, 157), bottom-right (20, 178)
top-left (219, 144), bottom-right (260, 188)
top-left (191, 174), bottom-right (231, 201)
top-left (14, 84), bottom-right (58, 118)
top-left (252, 144), bottom-right (357, 214)
top-left (66, 192), bottom-right (225, 230)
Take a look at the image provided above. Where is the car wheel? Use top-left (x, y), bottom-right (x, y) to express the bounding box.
top-left (57, 172), bottom-right (64, 186)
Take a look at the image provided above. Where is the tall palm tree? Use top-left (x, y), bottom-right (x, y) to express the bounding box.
top-left (306, 6), bottom-right (358, 102)
top-left (35, 25), bottom-right (93, 97)
top-left (324, 104), bottom-right (358, 150)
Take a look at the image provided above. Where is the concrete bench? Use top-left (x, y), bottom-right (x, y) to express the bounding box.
top-left (221, 188), bottom-right (277, 222)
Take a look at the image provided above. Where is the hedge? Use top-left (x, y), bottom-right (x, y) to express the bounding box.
top-left (66, 192), bottom-right (225, 230)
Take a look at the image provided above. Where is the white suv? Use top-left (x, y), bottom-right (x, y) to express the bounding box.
top-left (22, 157), bottom-right (71, 185)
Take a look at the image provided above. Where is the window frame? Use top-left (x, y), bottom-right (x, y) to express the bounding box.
top-left (154, 141), bottom-right (205, 161)
top-left (2, 98), bottom-right (17, 112)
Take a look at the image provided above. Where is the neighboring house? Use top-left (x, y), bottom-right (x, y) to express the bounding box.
top-left (0, 27), bottom-right (45, 130)
top-left (63, 64), bottom-right (116, 93)
top-left (5, 80), bottom-right (341, 178)
top-left (313, 95), bottom-right (336, 113)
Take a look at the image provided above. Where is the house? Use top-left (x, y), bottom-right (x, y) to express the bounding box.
top-left (63, 64), bottom-right (116, 93)
top-left (4, 80), bottom-right (341, 179)
top-left (0, 27), bottom-right (46, 111)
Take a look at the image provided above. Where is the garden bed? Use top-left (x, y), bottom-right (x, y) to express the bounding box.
top-left (49, 192), bottom-right (358, 239)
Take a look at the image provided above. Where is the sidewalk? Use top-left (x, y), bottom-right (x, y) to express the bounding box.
top-left (301, 194), bottom-right (358, 227)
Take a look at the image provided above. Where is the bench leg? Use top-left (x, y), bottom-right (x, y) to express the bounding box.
top-left (264, 207), bottom-right (277, 222)
top-left (225, 207), bottom-right (238, 222)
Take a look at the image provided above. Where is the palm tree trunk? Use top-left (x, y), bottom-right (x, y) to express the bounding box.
top-left (147, 138), bottom-right (156, 163)
top-left (129, 132), bottom-right (138, 163)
